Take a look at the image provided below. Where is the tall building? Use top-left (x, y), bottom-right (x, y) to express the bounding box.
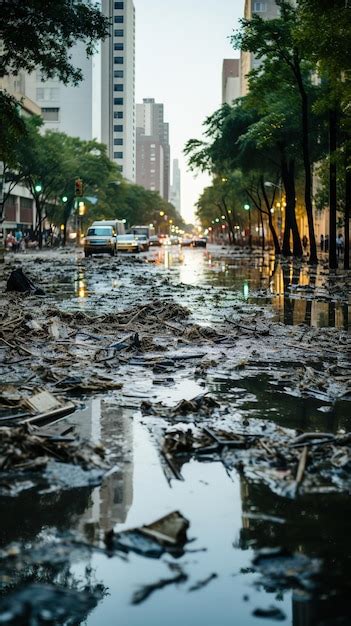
top-left (136, 98), bottom-right (170, 201)
top-left (101, 0), bottom-right (136, 182)
top-left (240, 0), bottom-right (280, 96)
top-left (170, 159), bottom-right (181, 214)
top-left (24, 43), bottom-right (94, 140)
top-left (222, 59), bottom-right (240, 105)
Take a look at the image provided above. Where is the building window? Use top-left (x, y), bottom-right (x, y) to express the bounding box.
top-left (114, 1), bottom-right (124, 7)
top-left (114, 111), bottom-right (123, 119)
top-left (253, 2), bottom-right (267, 11)
top-left (41, 107), bottom-right (60, 121)
top-left (114, 15), bottom-right (124, 23)
top-left (114, 152), bottom-right (123, 159)
top-left (114, 57), bottom-right (123, 64)
top-left (114, 84), bottom-right (124, 91)
top-left (114, 70), bottom-right (124, 78)
top-left (114, 138), bottom-right (123, 145)
top-left (114, 43), bottom-right (124, 51)
top-left (114, 29), bottom-right (124, 37)
top-left (114, 98), bottom-right (124, 105)
top-left (114, 125), bottom-right (123, 132)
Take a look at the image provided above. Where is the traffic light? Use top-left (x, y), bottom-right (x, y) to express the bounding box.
top-left (75, 178), bottom-right (84, 197)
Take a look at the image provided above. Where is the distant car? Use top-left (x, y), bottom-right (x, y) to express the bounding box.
top-left (135, 234), bottom-right (150, 251)
top-left (149, 235), bottom-right (161, 247)
top-left (84, 225), bottom-right (116, 257)
top-left (117, 234), bottom-right (141, 253)
top-left (192, 237), bottom-right (207, 248)
top-left (170, 235), bottom-right (180, 245)
top-left (180, 237), bottom-right (192, 247)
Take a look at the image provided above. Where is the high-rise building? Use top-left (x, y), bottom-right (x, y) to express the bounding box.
top-left (170, 159), bottom-right (181, 214)
top-left (136, 98), bottom-right (170, 200)
top-left (101, 0), bottom-right (136, 182)
top-left (24, 43), bottom-right (94, 140)
top-left (222, 59), bottom-right (240, 105)
top-left (240, 0), bottom-right (280, 96)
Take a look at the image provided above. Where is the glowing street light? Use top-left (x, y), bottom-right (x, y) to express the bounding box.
top-left (62, 196), bottom-right (68, 203)
top-left (35, 183), bottom-right (42, 193)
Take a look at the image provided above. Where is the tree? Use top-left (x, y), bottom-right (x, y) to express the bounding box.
top-left (0, 92), bottom-right (27, 223)
top-left (0, 1), bottom-right (109, 84)
top-left (296, 0), bottom-right (351, 268)
top-left (232, 0), bottom-right (318, 263)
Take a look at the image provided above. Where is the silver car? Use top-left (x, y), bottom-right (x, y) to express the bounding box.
top-left (117, 234), bottom-right (141, 253)
top-left (84, 226), bottom-right (116, 257)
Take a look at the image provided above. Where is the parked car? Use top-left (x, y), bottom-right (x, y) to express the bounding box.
top-left (135, 234), bottom-right (150, 251)
top-left (117, 234), bottom-right (141, 253)
top-left (149, 235), bottom-right (161, 247)
top-left (84, 225), bottom-right (116, 257)
top-left (192, 237), bottom-right (207, 248)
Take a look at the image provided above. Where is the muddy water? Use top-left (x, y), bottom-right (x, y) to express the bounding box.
top-left (1, 246), bottom-right (351, 625)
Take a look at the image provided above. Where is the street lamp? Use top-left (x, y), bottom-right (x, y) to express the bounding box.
top-left (35, 184), bottom-right (42, 193)
top-left (244, 204), bottom-right (252, 250)
top-left (62, 196), bottom-right (68, 203)
top-left (264, 181), bottom-right (283, 237)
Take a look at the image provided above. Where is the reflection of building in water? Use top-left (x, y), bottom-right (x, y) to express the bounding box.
top-left (75, 399), bottom-right (134, 539)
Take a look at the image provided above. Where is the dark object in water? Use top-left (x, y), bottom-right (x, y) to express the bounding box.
top-left (252, 605), bottom-right (286, 621)
top-left (6, 268), bottom-right (44, 295)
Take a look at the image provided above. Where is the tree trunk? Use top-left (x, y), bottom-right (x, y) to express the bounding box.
top-left (36, 200), bottom-right (43, 249)
top-left (344, 151), bottom-right (350, 270)
top-left (329, 108), bottom-right (337, 269)
top-left (260, 177), bottom-right (281, 255)
top-left (294, 61), bottom-right (318, 264)
top-left (281, 157), bottom-right (302, 258)
top-left (222, 198), bottom-right (236, 245)
top-left (259, 209), bottom-right (265, 252)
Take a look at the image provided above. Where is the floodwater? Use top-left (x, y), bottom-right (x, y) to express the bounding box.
top-left (1, 245), bottom-right (351, 626)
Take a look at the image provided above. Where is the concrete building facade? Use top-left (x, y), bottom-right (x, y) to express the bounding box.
top-left (222, 59), bottom-right (240, 105)
top-left (136, 98), bottom-right (170, 200)
top-left (170, 159), bottom-right (181, 214)
top-left (101, 0), bottom-right (136, 182)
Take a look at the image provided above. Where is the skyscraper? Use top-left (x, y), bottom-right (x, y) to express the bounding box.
top-left (170, 159), bottom-right (181, 214)
top-left (136, 98), bottom-right (170, 201)
top-left (222, 59), bottom-right (240, 105)
top-left (101, 0), bottom-right (136, 182)
top-left (240, 0), bottom-right (280, 96)
top-left (25, 43), bottom-right (94, 140)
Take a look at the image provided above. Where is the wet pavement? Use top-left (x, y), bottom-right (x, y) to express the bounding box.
top-left (0, 245), bottom-right (350, 625)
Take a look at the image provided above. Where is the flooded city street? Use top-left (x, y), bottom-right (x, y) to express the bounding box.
top-left (0, 245), bottom-right (350, 626)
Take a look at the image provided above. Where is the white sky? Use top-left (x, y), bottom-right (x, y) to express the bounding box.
top-left (134, 0), bottom-right (244, 223)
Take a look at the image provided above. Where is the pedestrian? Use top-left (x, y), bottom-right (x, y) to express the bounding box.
top-left (336, 233), bottom-right (344, 258)
top-left (324, 234), bottom-right (329, 253)
top-left (320, 234), bottom-right (324, 252)
top-left (302, 235), bottom-right (308, 252)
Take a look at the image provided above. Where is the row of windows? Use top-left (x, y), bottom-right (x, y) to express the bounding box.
top-left (114, 152), bottom-right (123, 159)
top-left (253, 2), bottom-right (267, 11)
top-left (114, 97), bottom-right (123, 105)
top-left (114, 1), bottom-right (124, 8)
top-left (114, 70), bottom-right (123, 78)
top-left (114, 15), bottom-right (124, 23)
top-left (114, 84), bottom-right (123, 92)
top-left (114, 57), bottom-right (123, 64)
top-left (114, 43), bottom-right (124, 51)
top-left (36, 87), bottom-right (58, 100)
top-left (114, 29), bottom-right (124, 37)
top-left (114, 125), bottom-right (123, 132)
top-left (114, 111), bottom-right (123, 119)
top-left (114, 138), bottom-right (123, 145)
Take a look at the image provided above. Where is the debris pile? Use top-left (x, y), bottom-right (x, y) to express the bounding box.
top-left (0, 424), bottom-right (107, 471)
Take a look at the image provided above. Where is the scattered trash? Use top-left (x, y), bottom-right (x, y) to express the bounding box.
top-left (252, 605), bottom-right (286, 621)
top-left (131, 564), bottom-right (187, 604)
top-left (252, 547), bottom-right (321, 593)
top-left (6, 268), bottom-right (44, 295)
top-left (105, 511), bottom-right (190, 557)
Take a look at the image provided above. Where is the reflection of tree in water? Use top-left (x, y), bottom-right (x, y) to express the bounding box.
top-left (239, 477), bottom-right (351, 626)
top-left (282, 263), bottom-right (300, 325)
top-left (0, 486), bottom-right (108, 625)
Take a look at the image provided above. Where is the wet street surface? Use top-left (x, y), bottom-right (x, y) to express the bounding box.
top-left (0, 245), bottom-right (350, 626)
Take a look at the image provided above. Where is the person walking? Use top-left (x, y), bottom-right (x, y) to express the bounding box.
top-left (302, 235), bottom-right (308, 252)
top-left (324, 234), bottom-right (329, 253)
top-left (320, 234), bottom-right (324, 252)
top-left (336, 233), bottom-right (344, 258)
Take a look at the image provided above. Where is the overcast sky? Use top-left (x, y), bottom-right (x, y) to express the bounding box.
top-left (134, 0), bottom-right (244, 223)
